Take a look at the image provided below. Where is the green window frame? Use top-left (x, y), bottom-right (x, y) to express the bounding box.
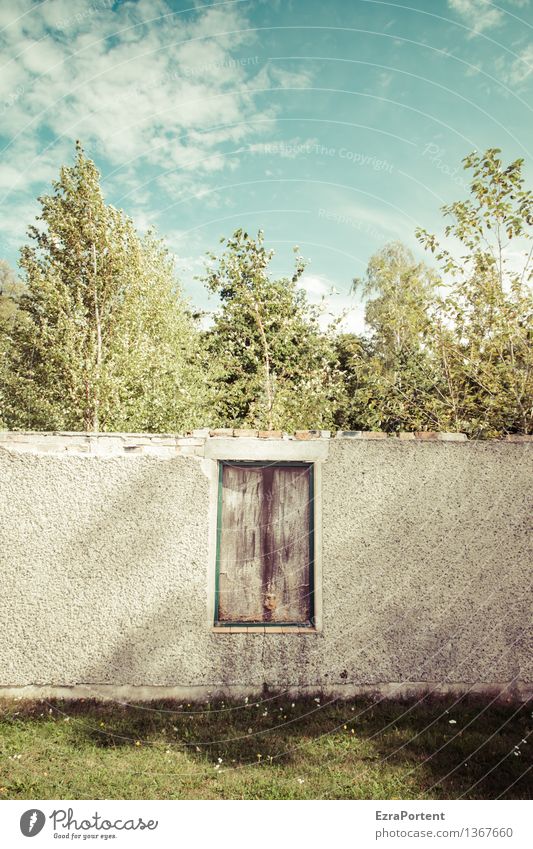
top-left (214, 460), bottom-right (315, 628)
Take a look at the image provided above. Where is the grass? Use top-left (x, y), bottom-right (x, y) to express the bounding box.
top-left (0, 694), bottom-right (530, 800)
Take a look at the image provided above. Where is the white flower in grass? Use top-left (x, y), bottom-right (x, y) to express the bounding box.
top-left (448, 719), bottom-right (457, 724)
top-left (297, 778), bottom-right (305, 784)
top-left (217, 757), bottom-right (223, 763)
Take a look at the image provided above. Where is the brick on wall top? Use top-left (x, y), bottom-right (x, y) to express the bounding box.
top-left (0, 430), bottom-right (531, 456)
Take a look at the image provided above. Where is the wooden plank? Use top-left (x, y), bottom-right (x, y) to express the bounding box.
top-left (267, 466), bottom-right (310, 623)
top-left (218, 464), bottom-right (263, 622)
top-left (217, 463), bottom-right (311, 624)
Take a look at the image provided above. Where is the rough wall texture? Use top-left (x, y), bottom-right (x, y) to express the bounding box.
top-left (0, 432), bottom-right (531, 699)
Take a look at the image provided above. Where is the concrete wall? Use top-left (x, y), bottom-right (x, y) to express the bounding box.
top-left (0, 430), bottom-right (531, 700)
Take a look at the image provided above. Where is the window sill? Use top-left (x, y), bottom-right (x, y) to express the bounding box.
top-left (212, 625), bottom-right (319, 634)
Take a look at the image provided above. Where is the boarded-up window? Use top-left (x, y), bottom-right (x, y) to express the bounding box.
top-left (215, 462), bottom-right (314, 627)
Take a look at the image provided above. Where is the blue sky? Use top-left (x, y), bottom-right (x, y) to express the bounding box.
top-left (0, 0), bottom-right (532, 329)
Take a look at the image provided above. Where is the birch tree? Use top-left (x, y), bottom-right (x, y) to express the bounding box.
top-left (2, 143), bottom-right (205, 432)
top-left (338, 242), bottom-right (445, 431)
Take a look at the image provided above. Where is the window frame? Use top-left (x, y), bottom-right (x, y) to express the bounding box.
top-left (213, 460), bottom-right (316, 630)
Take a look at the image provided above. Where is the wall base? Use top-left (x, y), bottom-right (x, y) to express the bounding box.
top-left (0, 681), bottom-right (530, 703)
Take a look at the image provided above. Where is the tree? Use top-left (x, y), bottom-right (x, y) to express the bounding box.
top-left (341, 151), bottom-right (533, 437)
top-left (337, 242), bottom-right (445, 431)
top-left (417, 148), bottom-right (533, 436)
top-left (202, 229), bottom-right (341, 430)
top-left (2, 143), bottom-right (205, 432)
top-left (0, 260), bottom-right (24, 427)
top-left (333, 332), bottom-right (370, 430)
top-left (0, 259), bottom-right (24, 322)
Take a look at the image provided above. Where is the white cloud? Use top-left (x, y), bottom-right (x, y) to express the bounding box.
top-left (298, 273), bottom-right (367, 334)
top-left (254, 63), bottom-right (313, 91)
top-left (337, 303), bottom-right (367, 335)
top-left (378, 71), bottom-right (394, 89)
top-left (299, 273), bottom-right (332, 298)
top-left (447, 0), bottom-right (504, 35)
top-left (449, 0), bottom-right (531, 37)
top-left (497, 43), bottom-right (533, 86)
top-left (0, 0), bottom-right (302, 244)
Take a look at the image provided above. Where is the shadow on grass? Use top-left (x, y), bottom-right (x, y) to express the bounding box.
top-left (1, 693), bottom-right (531, 799)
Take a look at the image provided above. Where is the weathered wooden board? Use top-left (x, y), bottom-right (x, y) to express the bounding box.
top-left (218, 464), bottom-right (263, 622)
top-left (217, 464), bottom-right (311, 623)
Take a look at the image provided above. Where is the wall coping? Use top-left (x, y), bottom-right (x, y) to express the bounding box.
top-left (0, 429), bottom-right (531, 457)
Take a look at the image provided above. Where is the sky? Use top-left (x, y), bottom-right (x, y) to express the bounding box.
top-left (0, 0), bottom-right (532, 330)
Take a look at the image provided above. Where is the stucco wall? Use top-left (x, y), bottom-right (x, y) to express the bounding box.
top-left (0, 431), bottom-right (531, 700)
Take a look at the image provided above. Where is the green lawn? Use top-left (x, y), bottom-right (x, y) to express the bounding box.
top-left (0, 695), bottom-right (530, 800)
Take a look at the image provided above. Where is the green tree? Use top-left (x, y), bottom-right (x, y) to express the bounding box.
top-left (338, 242), bottom-right (444, 431)
top-left (417, 148), bottom-right (533, 436)
top-left (0, 259), bottom-right (24, 322)
top-left (202, 229), bottom-right (341, 430)
top-left (2, 143), bottom-right (205, 432)
top-left (342, 150), bottom-right (533, 437)
top-left (332, 332), bottom-right (370, 430)
top-left (0, 260), bottom-right (24, 427)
